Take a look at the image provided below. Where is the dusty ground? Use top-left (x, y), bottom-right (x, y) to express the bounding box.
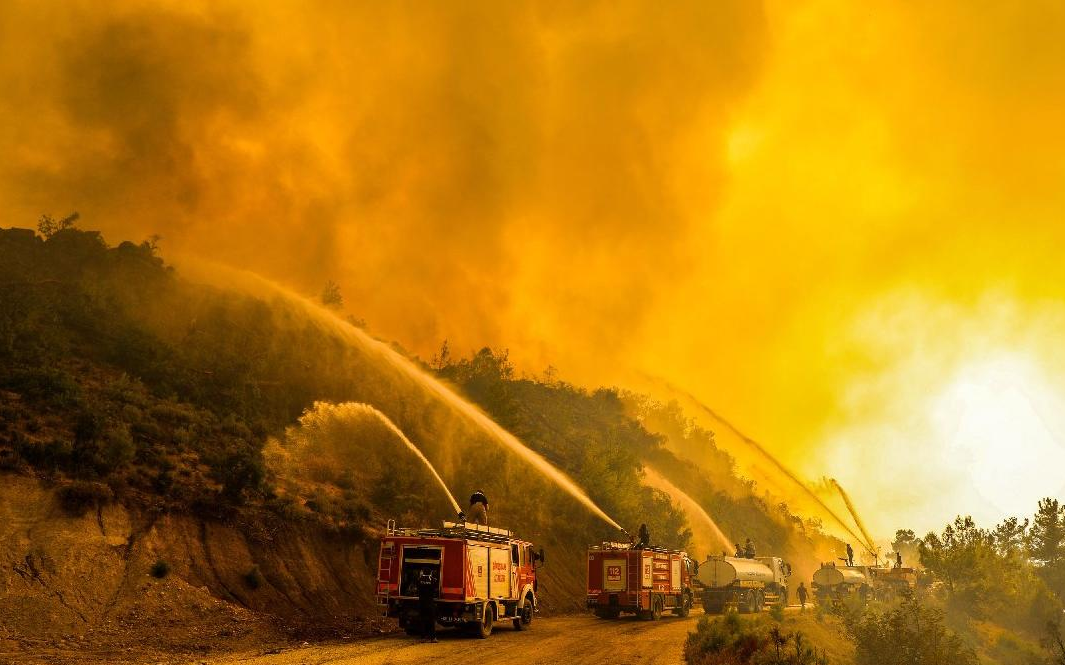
top-left (0, 606), bottom-right (852, 665)
top-left (207, 612), bottom-right (699, 665)
top-left (0, 612), bottom-right (697, 665)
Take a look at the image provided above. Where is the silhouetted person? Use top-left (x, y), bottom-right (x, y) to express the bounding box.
top-left (637, 523), bottom-right (650, 548)
top-left (797, 582), bottom-right (808, 611)
top-left (734, 543), bottom-right (743, 557)
top-left (468, 490), bottom-right (489, 525)
top-left (846, 543), bottom-right (854, 566)
top-left (744, 538), bottom-right (756, 559)
top-left (895, 551), bottom-right (902, 568)
top-left (417, 569), bottom-right (438, 643)
top-left (858, 583), bottom-right (869, 603)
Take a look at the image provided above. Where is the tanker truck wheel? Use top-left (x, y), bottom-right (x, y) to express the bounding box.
top-left (737, 591), bottom-right (752, 614)
top-left (513, 596), bottom-right (533, 630)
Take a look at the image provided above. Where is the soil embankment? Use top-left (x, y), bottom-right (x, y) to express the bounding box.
top-left (0, 475), bottom-right (384, 662)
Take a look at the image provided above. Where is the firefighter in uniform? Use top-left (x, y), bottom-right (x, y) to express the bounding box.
top-left (468, 490), bottom-right (489, 525)
top-left (846, 543), bottom-right (854, 566)
top-left (744, 538), bottom-right (756, 559)
top-left (895, 551), bottom-right (902, 568)
top-left (797, 582), bottom-right (809, 611)
top-left (637, 523), bottom-right (651, 548)
top-left (734, 543), bottom-right (744, 557)
top-left (417, 569), bottom-right (439, 643)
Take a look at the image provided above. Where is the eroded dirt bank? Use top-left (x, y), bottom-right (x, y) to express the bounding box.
top-left (0, 475), bottom-right (385, 663)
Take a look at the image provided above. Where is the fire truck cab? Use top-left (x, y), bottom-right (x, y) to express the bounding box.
top-left (586, 542), bottom-right (695, 620)
top-left (377, 520), bottom-right (541, 638)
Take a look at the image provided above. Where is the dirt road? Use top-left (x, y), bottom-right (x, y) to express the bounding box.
top-left (208, 612), bottom-right (702, 665)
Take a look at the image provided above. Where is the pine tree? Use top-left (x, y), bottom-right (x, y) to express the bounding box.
top-left (320, 280), bottom-right (343, 309)
top-left (1029, 498), bottom-right (1065, 594)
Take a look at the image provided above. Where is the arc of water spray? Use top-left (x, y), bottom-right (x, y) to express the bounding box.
top-left (642, 464), bottom-right (733, 555)
top-left (353, 403), bottom-right (461, 516)
top-left (193, 262), bottom-right (624, 531)
top-left (647, 376), bottom-right (873, 552)
top-left (829, 478), bottom-right (876, 554)
top-left (344, 331), bottom-right (623, 530)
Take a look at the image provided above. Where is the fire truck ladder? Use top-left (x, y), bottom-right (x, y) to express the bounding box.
top-left (378, 520), bottom-right (397, 609)
top-left (629, 553), bottom-right (640, 599)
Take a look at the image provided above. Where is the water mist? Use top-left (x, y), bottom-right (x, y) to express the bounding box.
top-left (182, 260), bottom-right (624, 531)
top-left (641, 464), bottom-right (733, 557)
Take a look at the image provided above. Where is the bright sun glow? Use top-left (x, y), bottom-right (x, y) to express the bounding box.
top-left (933, 354), bottom-right (1065, 519)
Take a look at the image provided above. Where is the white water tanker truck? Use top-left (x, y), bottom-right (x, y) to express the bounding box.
top-left (811, 564), bottom-right (869, 604)
top-left (696, 556), bottom-right (791, 613)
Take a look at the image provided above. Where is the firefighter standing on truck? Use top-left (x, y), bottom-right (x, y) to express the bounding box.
top-left (417, 568), bottom-right (439, 643)
top-left (468, 490), bottom-right (489, 525)
top-left (637, 523), bottom-right (650, 548)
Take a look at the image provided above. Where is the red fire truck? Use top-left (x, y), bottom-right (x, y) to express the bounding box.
top-left (377, 520), bottom-right (542, 638)
top-left (586, 542), bottom-right (696, 619)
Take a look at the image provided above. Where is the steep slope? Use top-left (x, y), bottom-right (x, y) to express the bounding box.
top-left (0, 225), bottom-right (843, 654)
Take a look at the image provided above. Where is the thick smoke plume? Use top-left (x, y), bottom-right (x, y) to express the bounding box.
top-left (6, 1), bottom-right (1065, 535)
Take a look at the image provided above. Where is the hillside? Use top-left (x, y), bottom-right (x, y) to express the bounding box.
top-left (0, 224), bottom-right (843, 657)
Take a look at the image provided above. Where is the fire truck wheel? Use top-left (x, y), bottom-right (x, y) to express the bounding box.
top-left (650, 597), bottom-right (663, 621)
top-left (513, 596), bottom-right (534, 630)
top-left (474, 603), bottom-right (494, 639)
top-left (675, 594), bottom-right (691, 617)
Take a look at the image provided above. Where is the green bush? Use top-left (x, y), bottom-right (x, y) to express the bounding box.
top-left (213, 447), bottom-right (266, 503)
top-left (56, 480), bottom-right (113, 516)
top-left (2, 367), bottom-right (80, 406)
top-left (15, 437), bottom-right (73, 471)
top-left (685, 614), bottom-right (828, 665)
top-left (845, 592), bottom-right (975, 665)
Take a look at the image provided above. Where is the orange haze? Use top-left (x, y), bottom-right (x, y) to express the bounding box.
top-left (3, 0), bottom-right (1065, 537)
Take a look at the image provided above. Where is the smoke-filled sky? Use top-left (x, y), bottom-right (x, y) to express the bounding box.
top-left (3, 0), bottom-right (1065, 538)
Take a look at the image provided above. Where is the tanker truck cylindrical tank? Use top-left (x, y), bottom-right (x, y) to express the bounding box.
top-left (812, 566), bottom-right (867, 587)
top-left (698, 557), bottom-right (775, 588)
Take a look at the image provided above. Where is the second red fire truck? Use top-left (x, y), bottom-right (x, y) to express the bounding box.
top-left (586, 541), bottom-right (697, 619)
